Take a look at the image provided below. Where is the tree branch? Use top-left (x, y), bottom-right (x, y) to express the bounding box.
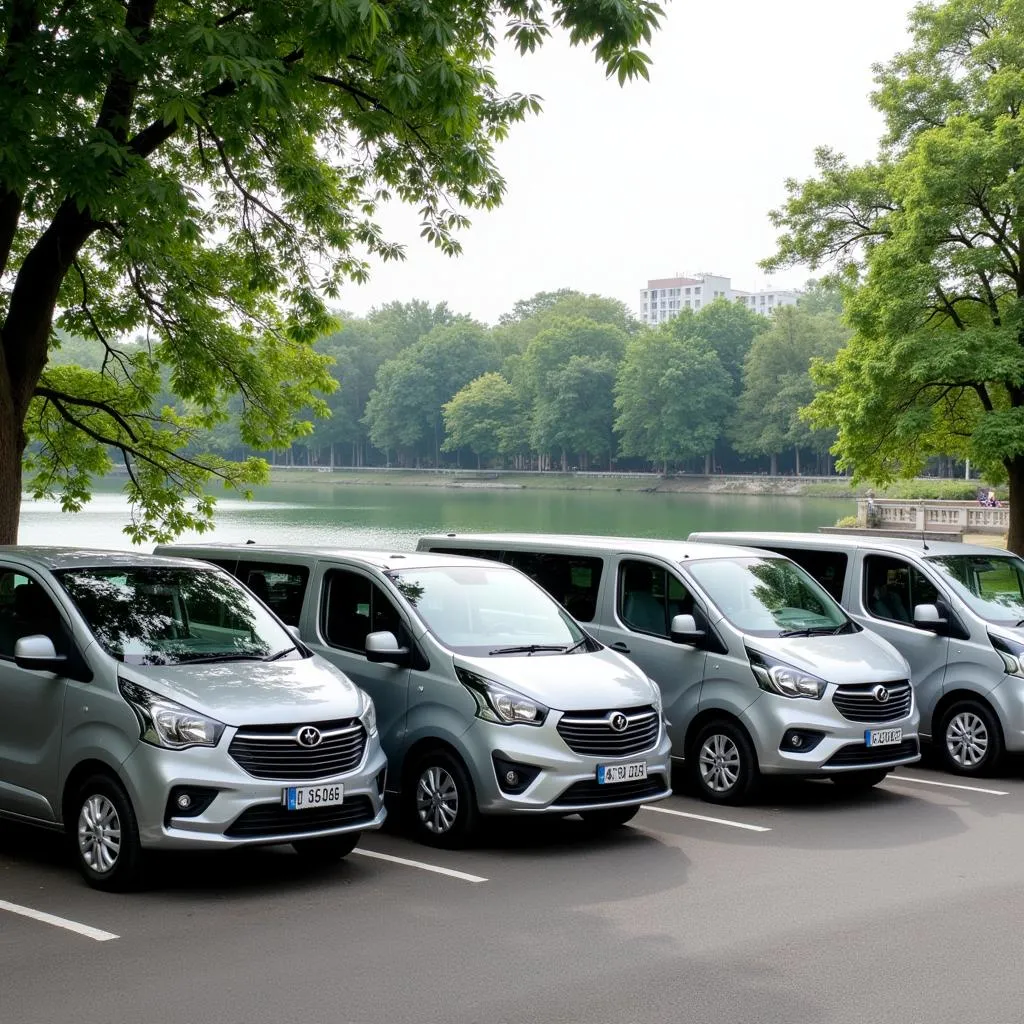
top-left (34, 385), bottom-right (140, 441)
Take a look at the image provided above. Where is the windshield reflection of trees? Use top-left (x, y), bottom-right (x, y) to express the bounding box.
top-left (930, 556), bottom-right (1024, 612)
top-left (747, 561), bottom-right (827, 618)
top-left (388, 575), bottom-right (426, 607)
top-left (59, 568), bottom-right (271, 665)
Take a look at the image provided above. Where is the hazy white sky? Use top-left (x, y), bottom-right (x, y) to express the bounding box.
top-left (342, 0), bottom-right (919, 324)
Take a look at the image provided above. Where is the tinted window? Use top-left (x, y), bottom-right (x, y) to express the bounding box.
top-left (56, 567), bottom-right (296, 665)
top-left (235, 562), bottom-right (309, 626)
top-left (617, 560), bottom-right (693, 638)
top-left (772, 548), bottom-right (848, 602)
top-left (501, 551), bottom-right (604, 622)
top-left (0, 571), bottom-right (66, 658)
top-left (863, 556), bottom-right (939, 625)
top-left (924, 554), bottom-right (1024, 624)
top-left (322, 569), bottom-right (404, 652)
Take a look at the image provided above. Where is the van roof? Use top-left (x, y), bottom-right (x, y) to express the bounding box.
top-left (155, 542), bottom-right (505, 573)
top-left (0, 546), bottom-right (210, 571)
top-left (687, 531), bottom-right (1007, 558)
top-left (417, 532), bottom-right (771, 562)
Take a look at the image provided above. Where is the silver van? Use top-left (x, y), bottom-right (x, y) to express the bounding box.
top-left (690, 531), bottom-right (1024, 777)
top-left (417, 533), bottom-right (920, 803)
top-left (0, 549), bottom-right (386, 890)
top-left (156, 545), bottom-right (673, 846)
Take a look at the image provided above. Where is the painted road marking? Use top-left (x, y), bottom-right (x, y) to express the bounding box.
top-left (886, 775), bottom-right (1009, 796)
top-left (641, 804), bottom-right (772, 832)
top-left (0, 900), bottom-right (119, 942)
top-left (353, 848), bottom-right (488, 883)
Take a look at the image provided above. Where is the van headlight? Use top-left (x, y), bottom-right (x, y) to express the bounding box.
top-left (746, 650), bottom-right (826, 700)
top-left (119, 679), bottom-right (225, 749)
top-left (990, 633), bottom-right (1024, 677)
top-left (359, 689), bottom-right (378, 736)
top-left (456, 668), bottom-right (548, 726)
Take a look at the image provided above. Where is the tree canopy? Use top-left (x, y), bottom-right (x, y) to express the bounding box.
top-left (765, 0), bottom-right (1024, 551)
top-left (0, 0), bottom-right (662, 541)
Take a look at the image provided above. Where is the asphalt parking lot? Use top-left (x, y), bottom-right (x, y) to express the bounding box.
top-left (3, 758), bottom-right (1024, 1024)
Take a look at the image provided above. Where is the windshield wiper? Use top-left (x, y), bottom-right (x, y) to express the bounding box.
top-left (263, 645), bottom-right (298, 662)
top-left (488, 644), bottom-right (568, 656)
top-left (185, 653), bottom-right (261, 664)
top-left (779, 624), bottom-right (850, 638)
top-left (778, 628), bottom-right (813, 637)
top-left (564, 637), bottom-right (588, 653)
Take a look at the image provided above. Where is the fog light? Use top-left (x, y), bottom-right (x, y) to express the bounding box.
top-left (791, 735), bottom-right (803, 748)
top-left (177, 793), bottom-right (193, 810)
top-left (164, 786), bottom-right (219, 825)
top-left (780, 729), bottom-right (825, 753)
top-left (492, 756), bottom-right (541, 794)
top-left (505, 770), bottom-right (520, 787)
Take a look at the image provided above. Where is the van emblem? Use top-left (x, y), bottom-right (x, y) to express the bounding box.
top-left (297, 726), bottom-right (323, 747)
top-left (609, 712), bottom-right (629, 732)
top-left (873, 686), bottom-right (890, 704)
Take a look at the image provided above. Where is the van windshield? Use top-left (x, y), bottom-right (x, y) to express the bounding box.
top-left (924, 554), bottom-right (1024, 624)
top-left (684, 557), bottom-right (852, 637)
top-left (386, 565), bottom-right (587, 655)
top-left (56, 566), bottom-right (299, 665)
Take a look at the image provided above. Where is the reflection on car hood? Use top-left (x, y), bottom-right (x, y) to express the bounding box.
top-left (749, 630), bottom-right (909, 684)
top-left (454, 647), bottom-right (656, 711)
top-left (118, 656), bottom-right (363, 727)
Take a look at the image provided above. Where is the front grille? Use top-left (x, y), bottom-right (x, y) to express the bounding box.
top-left (832, 681), bottom-right (912, 723)
top-left (823, 738), bottom-right (919, 768)
top-left (225, 797), bottom-right (375, 838)
top-left (556, 706), bottom-right (660, 757)
top-left (229, 719), bottom-right (367, 781)
top-left (554, 774), bottom-right (668, 807)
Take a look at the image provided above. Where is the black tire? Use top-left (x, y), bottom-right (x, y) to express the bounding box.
top-left (686, 719), bottom-right (760, 805)
top-left (403, 748), bottom-right (478, 848)
top-left (71, 773), bottom-right (144, 892)
top-left (830, 768), bottom-right (890, 791)
top-left (938, 699), bottom-right (1003, 775)
top-left (579, 805), bottom-right (640, 829)
top-left (292, 831), bottom-right (361, 864)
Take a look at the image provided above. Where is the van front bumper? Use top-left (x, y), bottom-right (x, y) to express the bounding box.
top-left (743, 690), bottom-right (921, 776)
top-left (462, 714), bottom-right (673, 815)
top-left (121, 730), bottom-right (388, 850)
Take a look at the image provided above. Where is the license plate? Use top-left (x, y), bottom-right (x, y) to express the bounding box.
top-left (597, 762), bottom-right (648, 784)
top-left (283, 784), bottom-right (344, 810)
top-left (865, 728), bottom-right (902, 747)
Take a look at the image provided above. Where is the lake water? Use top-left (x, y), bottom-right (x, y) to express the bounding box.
top-left (17, 480), bottom-right (855, 550)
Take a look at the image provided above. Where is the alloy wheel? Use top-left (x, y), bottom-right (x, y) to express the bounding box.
top-left (947, 711), bottom-right (989, 768)
top-left (416, 765), bottom-right (459, 835)
top-left (698, 733), bottom-right (741, 793)
top-left (78, 794), bottom-right (122, 874)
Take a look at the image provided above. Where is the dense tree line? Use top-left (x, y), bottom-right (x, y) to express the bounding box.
top-left (199, 286), bottom-right (850, 476)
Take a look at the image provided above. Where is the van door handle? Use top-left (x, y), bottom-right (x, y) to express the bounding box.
top-left (611, 641), bottom-right (630, 654)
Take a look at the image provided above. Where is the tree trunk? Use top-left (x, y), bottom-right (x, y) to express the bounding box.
top-left (1007, 456), bottom-right (1024, 555)
top-left (0, 405), bottom-right (25, 543)
top-left (704, 452), bottom-right (711, 475)
top-left (794, 446), bottom-right (801, 476)
top-left (561, 447), bottom-right (567, 473)
top-left (770, 452), bottom-right (778, 476)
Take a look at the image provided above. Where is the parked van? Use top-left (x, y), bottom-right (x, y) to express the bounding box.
top-left (689, 531), bottom-right (1024, 777)
top-left (155, 545), bottom-right (673, 846)
top-left (0, 549), bottom-right (386, 890)
top-left (416, 533), bottom-right (919, 803)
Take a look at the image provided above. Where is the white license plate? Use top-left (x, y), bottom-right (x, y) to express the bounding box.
top-left (283, 784), bottom-right (344, 810)
top-left (865, 728), bottom-right (902, 748)
top-left (597, 762), bottom-right (648, 784)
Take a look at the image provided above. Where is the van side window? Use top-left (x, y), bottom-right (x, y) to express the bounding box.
top-left (322, 570), bottom-right (404, 653)
top-left (501, 552), bottom-right (604, 622)
top-left (773, 548), bottom-right (848, 602)
top-left (429, 547), bottom-right (502, 563)
top-left (234, 562), bottom-right (309, 626)
top-left (863, 556), bottom-right (938, 625)
top-left (0, 571), bottom-right (66, 658)
top-left (618, 560), bottom-right (692, 638)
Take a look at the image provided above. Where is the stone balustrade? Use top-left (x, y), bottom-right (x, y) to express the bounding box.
top-left (857, 499), bottom-right (1009, 535)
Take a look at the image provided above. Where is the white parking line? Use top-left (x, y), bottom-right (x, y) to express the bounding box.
top-left (0, 899), bottom-right (119, 942)
top-left (353, 848), bottom-right (488, 883)
top-left (886, 775), bottom-right (1009, 796)
top-left (640, 805), bottom-right (772, 832)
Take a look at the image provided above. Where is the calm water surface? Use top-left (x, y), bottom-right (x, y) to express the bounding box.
top-left (18, 480), bottom-right (855, 551)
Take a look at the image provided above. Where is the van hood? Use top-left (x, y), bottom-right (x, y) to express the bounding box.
top-left (747, 630), bottom-right (909, 684)
top-left (117, 656), bottom-right (364, 727)
top-left (453, 647), bottom-right (657, 712)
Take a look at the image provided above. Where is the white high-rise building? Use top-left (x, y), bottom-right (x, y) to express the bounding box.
top-left (639, 274), bottom-right (801, 325)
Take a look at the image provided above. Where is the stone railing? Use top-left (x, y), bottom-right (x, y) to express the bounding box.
top-left (857, 499), bottom-right (1009, 535)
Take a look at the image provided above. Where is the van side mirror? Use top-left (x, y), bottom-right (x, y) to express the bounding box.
top-left (365, 630), bottom-right (411, 666)
top-left (670, 614), bottom-right (706, 647)
top-left (14, 635), bottom-right (67, 674)
top-left (913, 603), bottom-right (947, 633)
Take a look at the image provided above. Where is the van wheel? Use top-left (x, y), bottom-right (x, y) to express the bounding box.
top-left (939, 700), bottom-right (1003, 775)
top-left (688, 720), bottom-right (759, 805)
top-left (72, 774), bottom-right (144, 892)
top-left (405, 749), bottom-right (478, 848)
top-left (830, 769), bottom-right (890, 792)
top-left (292, 832), bottom-right (360, 864)
top-left (580, 806), bottom-right (640, 829)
